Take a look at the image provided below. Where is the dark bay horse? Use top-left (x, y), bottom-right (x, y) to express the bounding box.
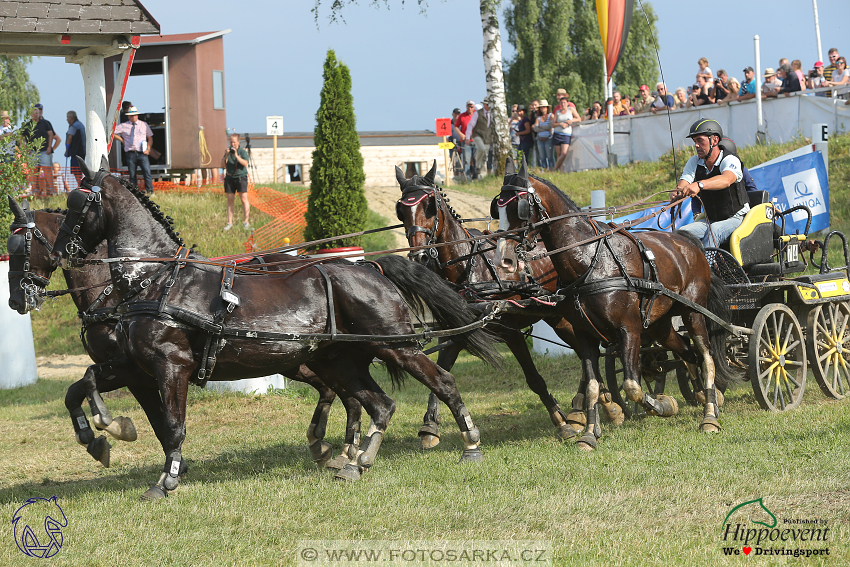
top-left (395, 162), bottom-right (623, 446)
top-left (6, 199), bottom-right (364, 472)
top-left (493, 158), bottom-right (736, 449)
top-left (45, 162), bottom-right (500, 499)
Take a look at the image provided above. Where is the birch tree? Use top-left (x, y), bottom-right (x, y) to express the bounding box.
top-left (313, 0), bottom-right (513, 175)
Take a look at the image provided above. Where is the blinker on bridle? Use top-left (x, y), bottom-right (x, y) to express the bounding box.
top-left (58, 176), bottom-right (106, 260)
top-left (8, 205), bottom-right (54, 309)
top-left (397, 185), bottom-right (443, 260)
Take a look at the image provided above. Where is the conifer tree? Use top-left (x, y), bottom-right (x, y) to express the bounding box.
top-left (304, 50), bottom-right (367, 248)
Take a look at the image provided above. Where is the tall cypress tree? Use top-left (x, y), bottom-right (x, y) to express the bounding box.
top-left (304, 50), bottom-right (367, 249)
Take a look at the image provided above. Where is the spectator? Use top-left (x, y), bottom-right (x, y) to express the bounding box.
top-left (712, 70), bottom-right (730, 102)
top-left (690, 77), bottom-right (711, 107)
top-left (620, 95), bottom-right (635, 115)
top-left (738, 66), bottom-right (757, 101)
top-left (449, 107), bottom-right (462, 168)
top-left (515, 105), bottom-right (533, 162)
top-left (650, 83), bottom-right (675, 113)
top-left (552, 96), bottom-right (580, 172)
top-left (609, 91), bottom-right (626, 116)
top-left (720, 77), bottom-right (741, 104)
top-left (468, 101), bottom-right (492, 178)
top-left (221, 133), bottom-right (251, 231)
top-left (777, 58), bottom-right (790, 88)
top-left (824, 57), bottom-right (849, 97)
top-left (585, 101), bottom-right (604, 120)
top-left (509, 105), bottom-right (520, 150)
top-left (554, 88), bottom-right (578, 112)
top-left (823, 48), bottom-right (840, 96)
top-left (113, 106), bottom-right (154, 195)
top-left (528, 99), bottom-right (540, 166)
top-left (807, 61), bottom-right (827, 94)
top-left (0, 110), bottom-right (14, 164)
top-left (761, 68), bottom-right (780, 96)
top-left (791, 60), bottom-right (807, 91)
top-left (119, 100), bottom-right (133, 123)
top-left (454, 101), bottom-right (476, 177)
top-left (22, 104), bottom-right (60, 195)
top-left (674, 88), bottom-right (688, 108)
top-left (52, 162), bottom-right (68, 194)
top-left (633, 85), bottom-right (655, 114)
top-left (771, 63), bottom-right (802, 97)
top-left (64, 110), bottom-right (86, 184)
top-left (533, 99), bottom-right (554, 170)
top-left (696, 57), bottom-right (713, 82)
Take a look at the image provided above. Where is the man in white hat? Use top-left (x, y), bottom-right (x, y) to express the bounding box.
top-left (113, 106), bottom-right (154, 195)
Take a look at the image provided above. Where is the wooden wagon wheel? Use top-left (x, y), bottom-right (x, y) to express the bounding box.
top-left (806, 301), bottom-right (850, 400)
top-left (749, 304), bottom-right (807, 411)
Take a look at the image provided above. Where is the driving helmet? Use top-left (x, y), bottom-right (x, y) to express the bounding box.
top-left (686, 119), bottom-right (723, 141)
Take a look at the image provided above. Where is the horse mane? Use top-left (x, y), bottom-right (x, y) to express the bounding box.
top-left (435, 186), bottom-right (462, 222)
top-left (528, 173), bottom-right (580, 212)
top-left (110, 174), bottom-right (185, 247)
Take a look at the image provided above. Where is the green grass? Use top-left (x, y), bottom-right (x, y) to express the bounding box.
top-left (0, 349), bottom-right (847, 566)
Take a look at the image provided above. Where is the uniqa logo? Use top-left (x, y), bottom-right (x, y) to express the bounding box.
top-left (794, 181), bottom-right (814, 198)
top-left (11, 496), bottom-right (67, 559)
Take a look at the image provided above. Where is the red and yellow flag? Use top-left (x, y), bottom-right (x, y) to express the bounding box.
top-left (596, 0), bottom-right (635, 80)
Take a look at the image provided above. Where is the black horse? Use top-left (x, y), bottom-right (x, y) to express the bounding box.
top-left (44, 160), bottom-right (500, 499)
top-left (6, 199), bottom-right (366, 473)
top-left (493, 157), bottom-right (737, 449)
top-left (395, 162), bottom-right (623, 447)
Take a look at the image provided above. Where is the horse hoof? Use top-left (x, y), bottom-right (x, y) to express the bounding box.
top-left (86, 436), bottom-right (111, 468)
top-left (600, 402), bottom-right (625, 426)
top-left (110, 416), bottom-right (138, 442)
top-left (325, 455), bottom-right (350, 471)
top-left (575, 435), bottom-right (597, 452)
top-left (459, 448), bottom-right (484, 463)
top-left (140, 484), bottom-right (167, 502)
top-left (699, 416), bottom-right (721, 433)
top-left (657, 395), bottom-right (679, 417)
top-left (419, 433), bottom-right (441, 450)
top-left (334, 464), bottom-right (362, 482)
top-left (565, 410), bottom-right (586, 432)
top-left (309, 440), bottom-right (333, 468)
top-left (556, 424), bottom-right (579, 440)
top-left (695, 390), bottom-right (725, 407)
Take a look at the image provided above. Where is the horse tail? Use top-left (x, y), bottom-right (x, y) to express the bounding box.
top-left (374, 255), bottom-right (501, 368)
top-left (707, 271), bottom-right (739, 392)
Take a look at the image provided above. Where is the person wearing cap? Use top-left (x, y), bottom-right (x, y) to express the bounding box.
top-left (0, 110), bottom-right (14, 164)
top-left (21, 104), bottom-right (61, 195)
top-left (454, 100), bottom-right (476, 178)
top-left (689, 76), bottom-right (711, 107)
top-left (767, 63), bottom-right (802, 98)
top-left (532, 99), bottom-right (554, 169)
top-left (113, 106), bottom-right (154, 195)
top-left (64, 110), bottom-right (86, 184)
top-left (807, 61), bottom-right (827, 94)
top-left (738, 67), bottom-right (758, 101)
top-left (634, 85), bottom-right (656, 114)
top-left (650, 83), bottom-right (674, 113)
top-left (674, 119), bottom-right (748, 247)
top-left (467, 101), bottom-right (492, 178)
top-left (761, 68), bottom-right (780, 96)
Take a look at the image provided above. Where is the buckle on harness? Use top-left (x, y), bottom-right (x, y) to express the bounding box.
top-left (221, 289), bottom-right (240, 308)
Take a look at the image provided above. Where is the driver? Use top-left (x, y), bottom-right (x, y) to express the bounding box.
top-left (674, 119), bottom-right (748, 247)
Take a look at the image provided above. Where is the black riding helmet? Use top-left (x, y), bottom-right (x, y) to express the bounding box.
top-left (686, 118), bottom-right (723, 158)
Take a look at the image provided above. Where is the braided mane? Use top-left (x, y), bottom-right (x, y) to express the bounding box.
top-left (110, 174), bottom-right (185, 247)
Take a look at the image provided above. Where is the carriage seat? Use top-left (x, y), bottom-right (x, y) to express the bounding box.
top-left (727, 191), bottom-right (806, 276)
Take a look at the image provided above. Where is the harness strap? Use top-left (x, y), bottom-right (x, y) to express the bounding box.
top-left (315, 264), bottom-right (337, 339)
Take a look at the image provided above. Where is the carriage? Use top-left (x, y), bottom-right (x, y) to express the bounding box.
top-left (603, 189), bottom-right (850, 415)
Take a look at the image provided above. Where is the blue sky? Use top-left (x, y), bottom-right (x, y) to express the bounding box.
top-left (25, 0), bottom-right (846, 135)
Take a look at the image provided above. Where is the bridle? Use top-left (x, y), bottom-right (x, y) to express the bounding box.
top-left (8, 204), bottom-right (55, 310)
top-left (396, 184), bottom-right (444, 265)
top-left (494, 180), bottom-right (550, 265)
top-left (56, 169), bottom-right (109, 261)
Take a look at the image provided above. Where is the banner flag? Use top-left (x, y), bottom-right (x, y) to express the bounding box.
top-left (596, 0), bottom-right (635, 80)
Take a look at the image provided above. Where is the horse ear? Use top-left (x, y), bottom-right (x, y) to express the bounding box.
top-left (518, 155), bottom-right (528, 180)
top-left (395, 165), bottom-right (407, 187)
top-left (8, 196), bottom-right (26, 226)
top-left (100, 155), bottom-right (109, 172)
top-left (504, 156), bottom-right (516, 175)
top-left (77, 157), bottom-right (92, 181)
top-left (423, 160), bottom-right (437, 185)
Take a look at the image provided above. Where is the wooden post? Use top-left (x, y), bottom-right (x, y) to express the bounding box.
top-left (442, 136), bottom-right (451, 186)
top-left (273, 134), bottom-right (278, 184)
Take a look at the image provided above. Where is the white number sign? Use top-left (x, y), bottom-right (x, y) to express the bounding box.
top-left (266, 116), bottom-right (284, 136)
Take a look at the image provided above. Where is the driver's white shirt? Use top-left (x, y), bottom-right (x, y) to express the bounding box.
top-left (679, 150), bottom-right (743, 184)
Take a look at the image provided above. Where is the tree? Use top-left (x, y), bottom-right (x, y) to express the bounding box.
top-left (304, 50), bottom-right (368, 249)
top-left (312, 0), bottom-right (513, 175)
top-left (0, 56), bottom-right (40, 123)
top-left (504, 0), bottom-right (659, 114)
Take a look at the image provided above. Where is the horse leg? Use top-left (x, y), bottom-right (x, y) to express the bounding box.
top-left (574, 340), bottom-right (603, 451)
top-left (619, 328), bottom-right (679, 418)
top-left (683, 314), bottom-right (721, 433)
top-left (65, 370), bottom-right (111, 467)
top-left (125, 382), bottom-right (188, 477)
top-left (381, 348), bottom-right (483, 463)
top-left (501, 327), bottom-right (574, 440)
top-left (289, 365), bottom-right (338, 468)
top-left (419, 339), bottom-right (461, 449)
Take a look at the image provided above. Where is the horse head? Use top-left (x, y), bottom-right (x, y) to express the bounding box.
top-left (6, 197), bottom-right (62, 314)
top-left (395, 160), bottom-right (442, 266)
top-left (493, 156), bottom-right (536, 273)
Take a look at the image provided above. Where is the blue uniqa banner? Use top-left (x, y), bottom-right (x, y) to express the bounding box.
top-left (749, 150), bottom-right (829, 234)
top-left (614, 199), bottom-right (694, 231)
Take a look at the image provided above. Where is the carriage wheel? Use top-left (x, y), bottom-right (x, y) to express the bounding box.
top-left (604, 347), bottom-right (668, 419)
top-left (806, 301), bottom-right (850, 400)
top-left (749, 304), bottom-right (807, 412)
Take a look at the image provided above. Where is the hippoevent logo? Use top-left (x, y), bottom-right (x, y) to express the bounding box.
top-left (720, 498), bottom-right (830, 558)
top-left (11, 496), bottom-right (67, 559)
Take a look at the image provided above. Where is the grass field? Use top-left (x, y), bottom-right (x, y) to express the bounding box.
top-left (0, 349), bottom-right (848, 565)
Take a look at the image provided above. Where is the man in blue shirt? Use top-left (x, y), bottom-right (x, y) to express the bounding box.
top-left (738, 67), bottom-right (758, 101)
top-left (64, 110), bottom-right (86, 184)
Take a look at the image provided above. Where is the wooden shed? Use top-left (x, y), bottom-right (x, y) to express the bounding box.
top-left (103, 30), bottom-right (230, 172)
